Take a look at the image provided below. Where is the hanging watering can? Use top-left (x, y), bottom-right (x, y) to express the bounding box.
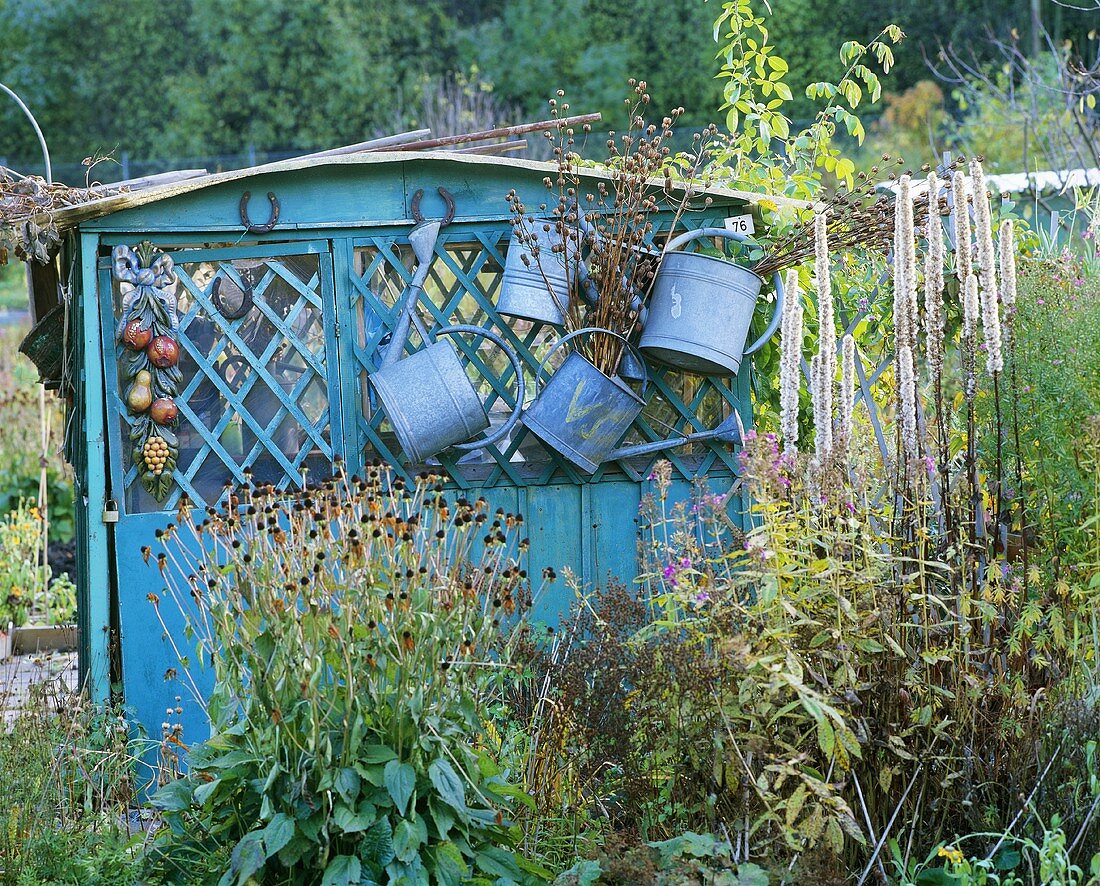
top-left (370, 187), bottom-right (525, 463)
top-left (371, 323), bottom-right (524, 464)
top-left (521, 327), bottom-right (648, 475)
top-left (638, 227), bottom-right (784, 377)
top-left (498, 223), bottom-right (575, 325)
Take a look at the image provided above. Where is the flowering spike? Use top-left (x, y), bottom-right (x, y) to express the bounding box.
top-left (951, 170), bottom-right (972, 284)
top-left (924, 172), bottom-right (945, 385)
top-left (813, 212), bottom-right (835, 459)
top-left (779, 268), bottom-right (804, 452)
top-left (999, 218), bottom-right (1017, 323)
top-left (898, 344), bottom-right (918, 465)
top-left (838, 334), bottom-right (856, 465)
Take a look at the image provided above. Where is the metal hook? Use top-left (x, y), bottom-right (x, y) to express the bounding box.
top-left (239, 190), bottom-right (280, 234)
top-left (410, 186), bottom-right (455, 226)
top-left (211, 275), bottom-right (254, 320)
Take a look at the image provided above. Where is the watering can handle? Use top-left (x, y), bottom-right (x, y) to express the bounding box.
top-left (661, 226), bottom-right (785, 357)
top-left (533, 327), bottom-right (649, 398)
top-left (434, 325), bottom-right (526, 453)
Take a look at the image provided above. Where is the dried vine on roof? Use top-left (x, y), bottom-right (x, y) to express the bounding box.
top-left (0, 172), bottom-right (127, 265)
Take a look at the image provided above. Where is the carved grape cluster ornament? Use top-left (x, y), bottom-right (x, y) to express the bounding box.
top-left (113, 243), bottom-right (181, 501)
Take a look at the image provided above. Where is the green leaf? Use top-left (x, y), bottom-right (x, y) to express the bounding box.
top-left (361, 817), bottom-right (395, 866)
top-left (428, 758), bottom-right (467, 813)
top-left (230, 832), bottom-right (265, 885)
top-left (392, 817), bottom-right (426, 863)
top-left (321, 854), bottom-right (361, 886)
top-left (384, 760), bottom-right (416, 816)
top-left (475, 847), bottom-right (523, 881)
top-left (362, 744), bottom-right (398, 764)
top-left (152, 778), bottom-right (194, 812)
top-left (333, 801), bottom-right (377, 834)
top-left (736, 863), bottom-right (771, 886)
top-left (193, 777), bottom-right (221, 805)
top-left (335, 767), bottom-right (360, 804)
top-left (262, 813), bottom-right (295, 858)
top-left (431, 842), bottom-right (469, 886)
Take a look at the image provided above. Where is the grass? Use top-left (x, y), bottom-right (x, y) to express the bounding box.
top-left (0, 262), bottom-right (27, 313)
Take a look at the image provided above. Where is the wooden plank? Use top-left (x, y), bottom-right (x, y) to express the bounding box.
top-left (522, 484), bottom-right (582, 625)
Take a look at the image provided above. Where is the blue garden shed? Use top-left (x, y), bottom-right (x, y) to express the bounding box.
top-left (33, 150), bottom-right (783, 750)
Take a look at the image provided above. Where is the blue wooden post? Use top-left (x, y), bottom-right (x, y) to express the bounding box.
top-left (80, 232), bottom-right (112, 703)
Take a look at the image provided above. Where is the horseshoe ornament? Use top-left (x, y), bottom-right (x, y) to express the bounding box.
top-left (239, 190), bottom-right (280, 234)
top-left (211, 275), bottom-right (254, 320)
top-left (410, 186), bottom-right (456, 226)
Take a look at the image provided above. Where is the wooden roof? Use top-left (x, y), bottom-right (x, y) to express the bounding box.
top-left (49, 150), bottom-right (810, 231)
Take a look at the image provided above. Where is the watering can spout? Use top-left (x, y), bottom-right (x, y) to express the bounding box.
top-left (606, 411), bottom-right (742, 461)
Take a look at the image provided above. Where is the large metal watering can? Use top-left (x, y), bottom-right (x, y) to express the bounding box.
top-left (370, 188), bottom-right (525, 464)
top-left (521, 327), bottom-right (648, 475)
top-left (638, 227), bottom-right (784, 377)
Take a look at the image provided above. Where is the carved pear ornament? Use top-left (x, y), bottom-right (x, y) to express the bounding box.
top-left (113, 243), bottom-right (181, 501)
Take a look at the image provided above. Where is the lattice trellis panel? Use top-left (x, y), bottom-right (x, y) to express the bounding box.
top-left (109, 247), bottom-right (337, 512)
top-left (347, 222), bottom-right (753, 489)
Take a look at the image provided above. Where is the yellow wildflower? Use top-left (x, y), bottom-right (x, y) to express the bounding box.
top-left (937, 845), bottom-right (964, 865)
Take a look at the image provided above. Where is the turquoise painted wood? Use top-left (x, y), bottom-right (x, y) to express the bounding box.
top-left (70, 154), bottom-right (760, 752)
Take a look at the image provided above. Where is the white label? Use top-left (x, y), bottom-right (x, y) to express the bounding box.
top-left (724, 214), bottom-right (756, 236)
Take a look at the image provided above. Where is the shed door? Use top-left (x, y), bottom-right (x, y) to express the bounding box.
top-left (99, 240), bottom-right (342, 739)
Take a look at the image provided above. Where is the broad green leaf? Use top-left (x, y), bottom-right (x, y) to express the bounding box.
top-left (321, 854), bottom-right (361, 886)
top-left (230, 832), bottom-right (265, 885)
top-left (474, 846), bottom-right (524, 881)
top-left (335, 767), bottom-right (360, 804)
top-left (262, 812), bottom-right (295, 858)
top-left (152, 779), bottom-right (194, 812)
top-left (333, 801), bottom-right (377, 833)
top-left (384, 760), bottom-right (416, 816)
top-left (392, 817), bottom-right (426, 863)
top-left (431, 842), bottom-right (469, 886)
top-left (361, 817), bottom-right (395, 866)
top-left (428, 758), bottom-right (467, 813)
top-left (362, 744), bottom-right (397, 764)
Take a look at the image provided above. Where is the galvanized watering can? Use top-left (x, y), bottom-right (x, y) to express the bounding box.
top-left (370, 189), bottom-right (525, 463)
top-left (522, 328), bottom-right (648, 475)
top-left (498, 223), bottom-right (576, 325)
top-left (639, 227), bottom-right (784, 377)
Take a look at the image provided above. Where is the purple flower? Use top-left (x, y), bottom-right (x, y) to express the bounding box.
top-left (857, 296), bottom-right (871, 313)
top-left (695, 591), bottom-right (711, 604)
top-left (662, 563), bottom-right (676, 580)
top-left (845, 501), bottom-right (856, 514)
top-left (923, 456), bottom-right (935, 476)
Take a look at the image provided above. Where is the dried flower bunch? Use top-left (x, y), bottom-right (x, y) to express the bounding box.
top-left (754, 154), bottom-right (935, 279)
top-left (506, 81), bottom-right (726, 376)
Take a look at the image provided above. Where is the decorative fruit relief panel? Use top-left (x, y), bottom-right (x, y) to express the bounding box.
top-left (112, 243), bottom-right (183, 501)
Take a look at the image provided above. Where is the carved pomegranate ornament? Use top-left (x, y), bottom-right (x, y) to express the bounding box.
top-left (149, 398), bottom-right (178, 425)
top-left (147, 335), bottom-right (180, 368)
top-left (121, 319), bottom-right (153, 351)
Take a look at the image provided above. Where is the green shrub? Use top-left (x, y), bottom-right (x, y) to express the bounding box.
top-left (145, 467), bottom-right (545, 885)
